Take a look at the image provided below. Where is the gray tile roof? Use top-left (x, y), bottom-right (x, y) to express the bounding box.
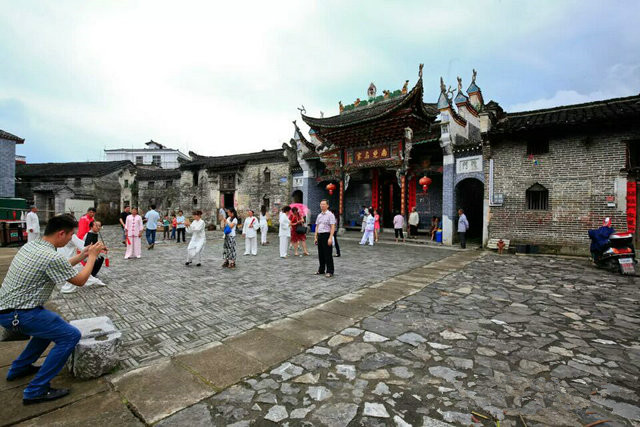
top-left (491, 94), bottom-right (640, 135)
top-left (16, 161), bottom-right (134, 178)
top-left (0, 129), bottom-right (25, 143)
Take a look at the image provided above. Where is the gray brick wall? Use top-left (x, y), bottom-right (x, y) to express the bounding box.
top-left (486, 130), bottom-right (634, 253)
top-left (0, 139), bottom-right (16, 197)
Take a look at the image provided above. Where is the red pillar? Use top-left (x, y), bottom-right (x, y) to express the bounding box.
top-left (339, 179), bottom-right (344, 216)
top-left (408, 175), bottom-right (417, 213)
top-left (400, 174), bottom-right (406, 215)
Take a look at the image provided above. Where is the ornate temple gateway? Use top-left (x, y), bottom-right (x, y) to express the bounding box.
top-left (295, 65), bottom-right (489, 246)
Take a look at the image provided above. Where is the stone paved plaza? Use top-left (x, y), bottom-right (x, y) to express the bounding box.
top-left (49, 226), bottom-right (451, 369)
top-left (160, 253), bottom-right (640, 426)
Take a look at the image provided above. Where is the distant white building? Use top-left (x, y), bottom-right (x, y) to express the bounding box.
top-left (104, 140), bottom-right (190, 169)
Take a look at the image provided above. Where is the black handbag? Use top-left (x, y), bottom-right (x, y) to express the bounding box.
top-left (295, 224), bottom-right (307, 234)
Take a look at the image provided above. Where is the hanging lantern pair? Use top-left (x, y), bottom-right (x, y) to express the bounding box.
top-left (326, 182), bottom-right (336, 195)
top-left (419, 176), bottom-right (432, 193)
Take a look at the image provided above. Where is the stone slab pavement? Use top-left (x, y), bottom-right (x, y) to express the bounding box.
top-left (0, 226), bottom-right (465, 426)
top-left (159, 253), bottom-right (640, 426)
top-left (47, 226), bottom-right (453, 369)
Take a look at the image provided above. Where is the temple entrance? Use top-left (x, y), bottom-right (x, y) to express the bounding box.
top-left (455, 178), bottom-right (484, 240)
top-left (380, 170), bottom-right (401, 228)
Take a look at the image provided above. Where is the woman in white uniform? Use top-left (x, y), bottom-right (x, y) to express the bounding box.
top-left (360, 210), bottom-right (375, 246)
top-left (242, 209), bottom-right (258, 256)
top-left (278, 206), bottom-right (291, 258)
top-left (185, 210), bottom-right (206, 266)
top-left (259, 205), bottom-right (269, 245)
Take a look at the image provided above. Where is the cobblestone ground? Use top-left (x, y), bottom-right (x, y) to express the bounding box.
top-left (160, 254), bottom-right (640, 426)
top-left (49, 226), bottom-right (450, 369)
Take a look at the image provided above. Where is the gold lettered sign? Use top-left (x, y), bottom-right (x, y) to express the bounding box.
top-left (354, 145), bottom-right (391, 163)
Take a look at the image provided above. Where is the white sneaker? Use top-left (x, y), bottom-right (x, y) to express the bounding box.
top-left (60, 283), bottom-right (77, 294)
top-left (94, 278), bottom-right (107, 287)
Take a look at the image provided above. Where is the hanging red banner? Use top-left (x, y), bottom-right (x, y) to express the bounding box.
top-left (627, 181), bottom-right (637, 232)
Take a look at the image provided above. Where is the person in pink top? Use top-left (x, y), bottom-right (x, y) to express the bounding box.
top-left (393, 211), bottom-right (405, 243)
top-left (373, 209), bottom-right (381, 242)
top-left (124, 207), bottom-right (144, 259)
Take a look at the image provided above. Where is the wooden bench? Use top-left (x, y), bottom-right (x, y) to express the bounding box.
top-left (487, 238), bottom-right (510, 251)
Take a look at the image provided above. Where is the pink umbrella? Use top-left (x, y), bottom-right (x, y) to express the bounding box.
top-left (290, 203), bottom-right (310, 217)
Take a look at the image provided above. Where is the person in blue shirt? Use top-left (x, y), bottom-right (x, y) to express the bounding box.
top-left (588, 217), bottom-right (615, 261)
top-left (143, 205), bottom-right (161, 250)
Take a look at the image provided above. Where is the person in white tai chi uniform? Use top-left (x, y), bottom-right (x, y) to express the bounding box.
top-left (184, 210), bottom-right (206, 266)
top-left (242, 210), bottom-right (259, 256)
top-left (360, 210), bottom-right (375, 246)
top-left (278, 206), bottom-right (291, 258)
top-left (259, 205), bottom-right (269, 246)
top-left (26, 206), bottom-right (40, 242)
top-left (59, 217), bottom-right (107, 293)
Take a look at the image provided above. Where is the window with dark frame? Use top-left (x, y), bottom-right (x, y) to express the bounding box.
top-left (124, 179), bottom-right (129, 188)
top-left (527, 140), bottom-right (549, 156)
top-left (193, 171), bottom-right (199, 186)
top-left (74, 177), bottom-right (81, 187)
top-left (152, 155), bottom-right (161, 167)
top-left (221, 174), bottom-right (235, 191)
top-left (192, 197), bottom-right (198, 206)
top-left (263, 167), bottom-right (271, 183)
top-left (148, 181), bottom-right (155, 189)
top-left (627, 141), bottom-right (640, 169)
top-left (165, 180), bottom-right (172, 188)
top-left (135, 156), bottom-right (144, 165)
top-left (526, 183), bottom-right (549, 210)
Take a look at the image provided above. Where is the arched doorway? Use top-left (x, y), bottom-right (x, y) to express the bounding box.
top-left (292, 189), bottom-right (303, 204)
top-left (455, 178), bottom-right (483, 240)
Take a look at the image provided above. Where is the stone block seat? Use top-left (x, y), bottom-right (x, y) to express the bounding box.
top-left (68, 316), bottom-right (122, 379)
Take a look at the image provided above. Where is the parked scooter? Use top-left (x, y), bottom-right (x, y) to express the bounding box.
top-left (593, 232), bottom-right (637, 275)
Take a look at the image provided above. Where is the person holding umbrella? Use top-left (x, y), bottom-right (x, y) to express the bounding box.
top-left (289, 206), bottom-right (309, 257)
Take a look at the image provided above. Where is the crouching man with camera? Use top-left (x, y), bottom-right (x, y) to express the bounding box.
top-left (0, 214), bottom-right (104, 405)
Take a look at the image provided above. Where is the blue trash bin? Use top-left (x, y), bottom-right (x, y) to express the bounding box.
top-left (435, 230), bottom-right (442, 243)
top-left (310, 224), bottom-right (316, 233)
top-left (350, 220), bottom-right (356, 227)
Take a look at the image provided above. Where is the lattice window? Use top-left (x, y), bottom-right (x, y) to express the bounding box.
top-left (526, 183), bottom-right (549, 210)
top-left (527, 140), bottom-right (549, 155)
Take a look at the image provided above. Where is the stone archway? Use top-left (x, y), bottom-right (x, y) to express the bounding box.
top-left (455, 178), bottom-right (484, 239)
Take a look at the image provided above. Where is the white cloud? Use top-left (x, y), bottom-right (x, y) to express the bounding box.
top-left (508, 63), bottom-right (640, 112)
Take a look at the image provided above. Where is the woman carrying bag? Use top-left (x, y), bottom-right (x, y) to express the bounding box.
top-left (289, 206), bottom-right (309, 257)
top-left (222, 208), bottom-right (238, 268)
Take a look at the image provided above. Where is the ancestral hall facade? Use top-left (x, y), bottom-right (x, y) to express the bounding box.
top-left (300, 65), bottom-right (444, 232)
top-left (298, 65), bottom-right (640, 253)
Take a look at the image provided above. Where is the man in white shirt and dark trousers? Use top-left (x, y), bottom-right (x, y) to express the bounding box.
top-left (314, 200), bottom-right (336, 277)
top-left (243, 210), bottom-right (258, 256)
top-left (26, 206), bottom-right (40, 242)
top-left (457, 208), bottom-right (469, 249)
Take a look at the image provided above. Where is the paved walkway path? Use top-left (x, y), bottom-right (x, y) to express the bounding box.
top-left (0, 227), bottom-right (466, 426)
top-left (48, 226), bottom-right (452, 369)
top-left (157, 253), bottom-right (640, 426)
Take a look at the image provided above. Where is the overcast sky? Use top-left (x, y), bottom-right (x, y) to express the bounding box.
top-left (1, 0), bottom-right (639, 163)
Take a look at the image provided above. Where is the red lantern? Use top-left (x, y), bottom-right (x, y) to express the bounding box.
top-left (419, 176), bottom-right (432, 192)
top-left (326, 183), bottom-right (336, 195)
